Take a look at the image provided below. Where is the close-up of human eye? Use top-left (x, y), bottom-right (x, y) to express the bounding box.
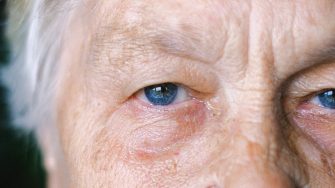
top-left (136, 83), bottom-right (191, 106)
top-left (310, 89), bottom-right (335, 110)
top-left (285, 69), bottom-right (335, 161)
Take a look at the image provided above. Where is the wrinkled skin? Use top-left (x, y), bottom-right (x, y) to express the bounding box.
top-left (56, 0), bottom-right (335, 187)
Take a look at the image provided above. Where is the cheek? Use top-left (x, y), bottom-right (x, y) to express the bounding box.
top-left (286, 102), bottom-right (335, 178)
top-left (84, 98), bottom-right (218, 186)
top-left (79, 97), bottom-right (211, 185)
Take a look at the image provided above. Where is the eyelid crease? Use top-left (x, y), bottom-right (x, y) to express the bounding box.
top-left (284, 63), bottom-right (335, 99)
top-left (123, 58), bottom-right (219, 101)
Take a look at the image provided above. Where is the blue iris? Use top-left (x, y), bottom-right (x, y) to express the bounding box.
top-left (144, 83), bottom-right (178, 106)
top-left (318, 90), bottom-right (335, 109)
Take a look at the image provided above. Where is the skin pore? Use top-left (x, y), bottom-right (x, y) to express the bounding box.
top-left (54, 0), bottom-right (335, 187)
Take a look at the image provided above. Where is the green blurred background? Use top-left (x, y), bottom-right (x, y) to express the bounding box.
top-left (0, 0), bottom-right (47, 187)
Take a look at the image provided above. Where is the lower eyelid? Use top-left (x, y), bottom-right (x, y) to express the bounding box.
top-left (293, 103), bottom-right (335, 153)
top-left (125, 98), bottom-right (208, 160)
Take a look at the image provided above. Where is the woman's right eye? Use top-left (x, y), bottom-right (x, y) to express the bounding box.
top-left (137, 83), bottom-right (190, 106)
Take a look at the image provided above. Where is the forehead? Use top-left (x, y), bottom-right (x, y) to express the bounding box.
top-left (72, 0), bottom-right (335, 78)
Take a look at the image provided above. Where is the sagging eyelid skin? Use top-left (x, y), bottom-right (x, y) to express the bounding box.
top-left (4, 0), bottom-right (335, 187)
top-left (283, 64), bottom-right (335, 164)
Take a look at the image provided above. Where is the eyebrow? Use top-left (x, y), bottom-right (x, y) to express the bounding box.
top-left (151, 27), bottom-right (222, 64)
top-left (92, 20), bottom-right (225, 66)
top-left (303, 41), bottom-right (335, 68)
top-left (94, 17), bottom-right (335, 73)
top-left (277, 41), bottom-right (335, 81)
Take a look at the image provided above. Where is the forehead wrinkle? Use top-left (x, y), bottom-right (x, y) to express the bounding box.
top-left (91, 18), bottom-right (223, 67)
top-left (88, 1), bottom-right (228, 67)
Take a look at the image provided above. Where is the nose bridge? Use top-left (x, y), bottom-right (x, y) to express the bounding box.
top-left (210, 92), bottom-right (290, 187)
top-left (207, 127), bottom-right (292, 188)
top-left (215, 6), bottom-right (289, 185)
top-left (205, 2), bottom-right (294, 186)
top-left (232, 42), bottom-right (280, 172)
top-left (233, 48), bottom-right (278, 150)
top-left (236, 85), bottom-right (278, 145)
top-left (233, 87), bottom-right (279, 165)
top-left (235, 0), bottom-right (278, 148)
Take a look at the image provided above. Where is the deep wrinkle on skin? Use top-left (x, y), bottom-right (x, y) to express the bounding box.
top-left (43, 0), bottom-right (335, 187)
top-left (285, 64), bottom-right (335, 156)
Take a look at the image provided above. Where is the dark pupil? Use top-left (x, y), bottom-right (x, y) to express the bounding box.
top-left (144, 83), bottom-right (178, 106)
top-left (318, 90), bottom-right (335, 109)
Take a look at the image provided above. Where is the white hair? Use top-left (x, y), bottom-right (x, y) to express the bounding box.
top-left (3, 0), bottom-right (70, 129)
top-left (1, 0), bottom-right (79, 187)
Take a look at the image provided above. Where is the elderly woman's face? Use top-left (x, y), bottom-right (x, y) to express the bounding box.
top-left (55, 0), bottom-right (335, 187)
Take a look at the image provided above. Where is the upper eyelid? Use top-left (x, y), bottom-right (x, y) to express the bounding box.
top-left (284, 89), bottom-right (335, 108)
top-left (123, 59), bottom-right (219, 99)
top-left (283, 63), bottom-right (335, 99)
top-left (303, 89), bottom-right (334, 100)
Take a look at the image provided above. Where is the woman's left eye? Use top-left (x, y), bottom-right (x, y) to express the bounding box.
top-left (311, 90), bottom-right (335, 109)
top-left (137, 83), bottom-right (190, 106)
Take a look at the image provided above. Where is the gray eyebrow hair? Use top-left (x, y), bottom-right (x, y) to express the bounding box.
top-left (308, 42), bottom-right (335, 65)
top-left (276, 41), bottom-right (335, 81)
top-left (92, 18), bottom-right (226, 66)
top-left (152, 28), bottom-right (224, 64)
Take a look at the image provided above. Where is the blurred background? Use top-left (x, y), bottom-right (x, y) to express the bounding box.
top-left (0, 0), bottom-right (46, 187)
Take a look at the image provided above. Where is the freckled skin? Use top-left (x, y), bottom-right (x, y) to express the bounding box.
top-left (56, 0), bottom-right (335, 187)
